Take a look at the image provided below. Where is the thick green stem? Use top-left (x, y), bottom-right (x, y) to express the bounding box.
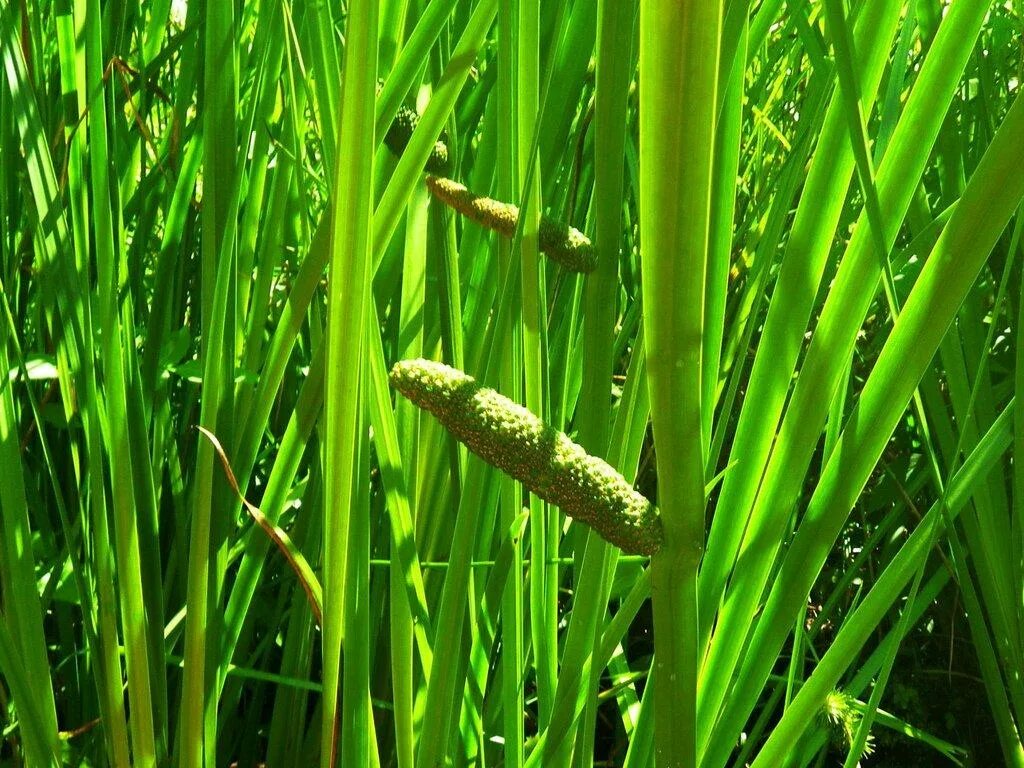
top-left (639, 0), bottom-right (723, 764)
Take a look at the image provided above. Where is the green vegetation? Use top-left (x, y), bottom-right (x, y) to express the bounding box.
top-left (0, 0), bottom-right (1022, 766)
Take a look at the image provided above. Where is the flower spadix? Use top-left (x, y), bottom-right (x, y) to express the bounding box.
top-left (389, 359), bottom-right (663, 555)
top-left (425, 175), bottom-right (597, 273)
top-left (383, 104), bottom-right (450, 174)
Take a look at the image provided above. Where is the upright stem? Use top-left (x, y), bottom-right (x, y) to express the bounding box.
top-left (639, 1), bottom-right (722, 765)
top-left (323, 0), bottom-right (377, 764)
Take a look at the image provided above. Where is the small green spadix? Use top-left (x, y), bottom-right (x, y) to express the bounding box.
top-left (425, 175), bottom-right (597, 274)
top-left (382, 103), bottom-right (450, 174)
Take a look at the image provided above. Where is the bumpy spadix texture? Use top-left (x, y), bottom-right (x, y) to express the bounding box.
top-left (383, 104), bottom-right (450, 174)
top-left (389, 359), bottom-right (663, 555)
top-left (424, 175), bottom-right (597, 273)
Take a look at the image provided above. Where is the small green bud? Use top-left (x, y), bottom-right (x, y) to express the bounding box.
top-left (425, 176), bottom-right (597, 274)
top-left (389, 359), bottom-right (663, 555)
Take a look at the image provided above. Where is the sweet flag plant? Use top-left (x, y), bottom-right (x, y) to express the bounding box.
top-left (1, 0), bottom-right (1022, 765)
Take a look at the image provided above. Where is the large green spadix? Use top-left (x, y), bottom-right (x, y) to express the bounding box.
top-left (389, 359), bottom-right (663, 555)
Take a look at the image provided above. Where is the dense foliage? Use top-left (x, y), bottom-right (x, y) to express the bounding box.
top-left (0, 0), bottom-right (1022, 766)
